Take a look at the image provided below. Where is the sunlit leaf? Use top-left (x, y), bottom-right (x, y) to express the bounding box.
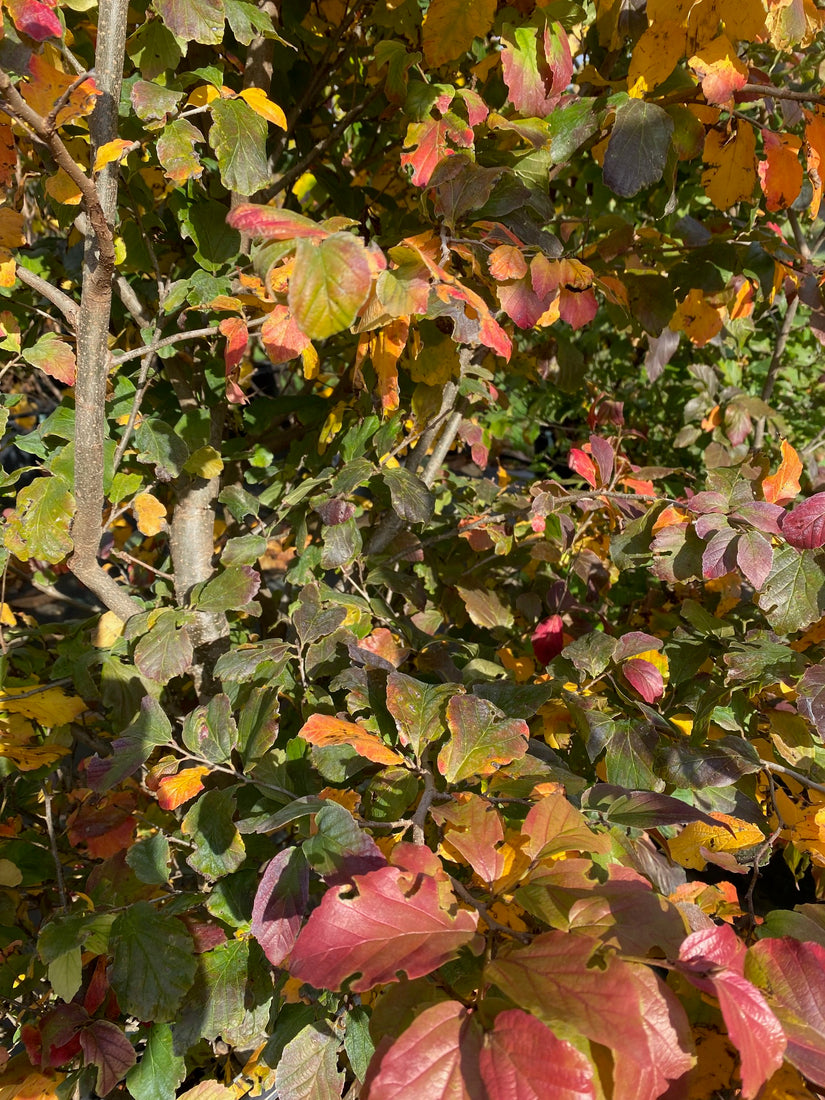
top-left (289, 234), bottom-right (372, 339)
top-left (422, 0), bottom-right (496, 68)
top-left (298, 713), bottom-right (405, 766)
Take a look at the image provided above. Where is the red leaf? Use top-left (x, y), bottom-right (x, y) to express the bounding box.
top-left (622, 659), bottom-right (664, 704)
top-left (588, 434), bottom-right (614, 486)
top-left (501, 19), bottom-right (572, 117)
top-left (781, 492), bottom-right (825, 549)
top-left (363, 1001), bottom-right (484, 1100)
top-left (289, 855), bottom-right (478, 992)
top-left (479, 1009), bottom-right (595, 1100)
top-left (532, 614), bottom-right (564, 665)
top-left (261, 305), bottom-right (311, 363)
top-left (736, 529), bottom-right (773, 589)
top-left (219, 317), bottom-right (249, 371)
top-left (6, 0), bottom-right (61, 41)
top-left (23, 333), bottom-right (77, 385)
top-left (497, 278), bottom-right (549, 329)
top-left (747, 937), bottom-right (825, 1086)
top-left (678, 926), bottom-right (785, 1098)
top-left (401, 116), bottom-right (474, 187)
top-left (79, 1021), bottom-right (136, 1096)
top-left (251, 847), bottom-right (308, 966)
top-left (226, 203), bottom-right (329, 241)
top-left (559, 288), bottom-right (597, 329)
top-left (568, 448), bottom-right (598, 488)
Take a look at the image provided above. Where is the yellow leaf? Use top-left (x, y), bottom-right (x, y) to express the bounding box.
top-left (183, 446), bottom-right (224, 479)
top-left (670, 288), bottom-right (724, 346)
top-left (0, 1057), bottom-right (64, 1100)
top-left (0, 208), bottom-right (24, 249)
top-left (238, 87), bottom-right (287, 129)
top-left (22, 55), bottom-right (100, 126)
top-left (186, 85), bottom-right (220, 108)
top-left (669, 813), bottom-right (764, 871)
top-left (370, 318), bottom-right (408, 415)
top-left (92, 610), bottom-right (124, 649)
top-left (0, 685), bottom-right (87, 726)
top-left (132, 492), bottom-right (167, 536)
top-left (422, 0), bottom-right (497, 67)
top-left (0, 249), bottom-right (15, 288)
top-left (628, 21), bottom-right (684, 90)
top-left (0, 858), bottom-right (22, 886)
top-left (805, 109), bottom-right (825, 218)
top-left (701, 124), bottom-right (756, 210)
top-left (45, 168), bottom-right (83, 206)
top-left (93, 138), bottom-right (135, 172)
top-left (0, 602), bottom-right (15, 627)
top-left (301, 343), bottom-right (319, 380)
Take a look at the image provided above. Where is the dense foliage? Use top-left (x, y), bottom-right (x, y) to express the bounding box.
top-left (6, 0), bottom-right (825, 1097)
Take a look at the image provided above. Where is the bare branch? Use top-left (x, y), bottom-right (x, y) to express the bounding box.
top-left (13, 266), bottom-right (79, 326)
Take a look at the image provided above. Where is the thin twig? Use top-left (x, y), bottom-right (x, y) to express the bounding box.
top-left (14, 266), bottom-right (79, 326)
top-left (411, 770), bottom-right (436, 845)
top-left (761, 759), bottom-right (825, 795)
top-left (753, 294), bottom-right (800, 447)
top-left (43, 783), bottom-right (67, 909)
top-left (1, 678), bottom-right (73, 701)
top-left (110, 313), bottom-right (267, 366)
top-left (449, 876), bottom-right (531, 944)
top-left (740, 82), bottom-right (825, 108)
top-left (109, 549), bottom-right (174, 581)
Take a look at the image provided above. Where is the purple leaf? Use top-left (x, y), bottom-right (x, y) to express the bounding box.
top-left (614, 632), bottom-right (662, 662)
top-left (781, 492), bottom-right (825, 549)
top-left (687, 491), bottom-right (728, 514)
top-left (589, 435), bottom-right (615, 486)
top-left (798, 660), bottom-right (825, 736)
top-left (251, 847), bottom-right (309, 966)
top-left (733, 501), bottom-right (784, 535)
top-left (79, 1021), bottom-right (137, 1096)
top-left (702, 527), bottom-right (738, 579)
top-left (736, 529), bottom-right (774, 589)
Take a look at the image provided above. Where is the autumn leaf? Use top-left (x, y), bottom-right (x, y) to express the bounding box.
top-left (22, 56), bottom-right (100, 125)
top-left (805, 109), bottom-right (825, 217)
top-left (688, 35), bottom-right (748, 104)
top-left (23, 333), bottom-right (77, 385)
top-left (298, 713), bottom-right (405, 765)
top-left (702, 125), bottom-right (757, 210)
top-left (132, 492), bottom-right (167, 536)
top-left (261, 305), bottom-right (311, 363)
top-left (670, 288), bottom-right (724, 346)
top-left (237, 87), bottom-right (287, 129)
top-left (669, 813), bottom-right (763, 871)
top-left (156, 766), bottom-right (209, 811)
top-left (759, 131), bottom-right (804, 212)
top-left (422, 0), bottom-right (496, 68)
top-left (763, 440), bottom-right (803, 505)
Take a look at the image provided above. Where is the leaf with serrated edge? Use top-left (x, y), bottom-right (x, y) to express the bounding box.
top-left (127, 1023), bottom-right (186, 1100)
top-left (438, 695), bottom-right (528, 783)
top-left (110, 902), bottom-right (196, 1022)
top-left (479, 1009), bottom-right (596, 1100)
top-left (275, 1023), bottom-right (345, 1100)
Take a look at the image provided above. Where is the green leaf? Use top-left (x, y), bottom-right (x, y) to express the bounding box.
top-left (275, 1023), bottom-right (345, 1100)
top-left (225, 0), bottom-right (276, 43)
top-left (88, 696), bottom-right (173, 793)
top-left (157, 119), bottom-right (204, 184)
top-left (173, 939), bottom-right (273, 1051)
top-left (382, 466), bottom-right (434, 524)
top-left (386, 672), bottom-right (459, 758)
top-left (3, 477), bottom-right (74, 564)
top-left (110, 902), bottom-right (197, 1022)
top-left (134, 610), bottom-right (194, 682)
top-left (126, 1023), bottom-right (186, 1100)
top-left (438, 695), bottom-right (529, 783)
top-left (127, 21), bottom-right (183, 79)
top-left (135, 418), bottom-right (189, 479)
top-left (289, 233), bottom-right (373, 339)
top-left (603, 99), bottom-right (674, 198)
top-left (47, 949), bottom-right (82, 1003)
top-left (344, 1006), bottom-right (374, 1082)
top-left (185, 200), bottom-right (241, 272)
top-left (182, 789), bottom-right (246, 880)
top-left (209, 98), bottom-right (269, 195)
top-left (182, 693), bottom-right (238, 763)
top-left (152, 0), bottom-right (225, 43)
top-left (758, 546), bottom-right (825, 634)
top-left (321, 517), bottom-right (362, 569)
top-left (294, 583), bottom-right (347, 645)
top-left (193, 564), bottom-right (261, 613)
top-left (126, 834), bottom-right (171, 884)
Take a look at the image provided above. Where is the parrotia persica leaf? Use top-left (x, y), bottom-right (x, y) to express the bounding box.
top-left (763, 440), bottom-right (803, 505)
top-left (521, 791), bottom-right (612, 862)
top-left (134, 609), bottom-right (194, 682)
top-left (479, 1009), bottom-right (596, 1100)
top-left (125, 1023), bottom-right (186, 1100)
top-left (362, 1000), bottom-right (484, 1100)
top-left (688, 34), bottom-right (748, 104)
top-left (5, 0), bottom-right (62, 41)
top-left (298, 713), bottom-right (405, 766)
top-left (3, 476), bottom-right (74, 564)
top-left (757, 545), bottom-right (825, 634)
top-left (421, 0), bottom-right (496, 68)
top-left (702, 124), bottom-right (757, 210)
top-left (193, 564), bottom-right (261, 613)
top-left (78, 1020), bottom-right (137, 1097)
top-left (798, 660), bottom-right (825, 736)
top-left (622, 658), bottom-right (665, 703)
top-left (289, 846), bottom-right (478, 992)
top-left (486, 932), bottom-right (693, 1100)
top-left (152, 0), bottom-right (224, 44)
top-left (385, 673), bottom-right (459, 758)
top-left (275, 1022), bottom-right (345, 1100)
top-left (746, 937), bottom-right (825, 1086)
top-left (251, 847), bottom-right (309, 966)
top-left (677, 926), bottom-right (785, 1098)
top-left (227, 203), bottom-right (329, 241)
top-left (156, 765), bottom-right (209, 812)
top-left (289, 234), bottom-right (373, 340)
top-left (500, 18), bottom-right (573, 117)
top-left (438, 695), bottom-right (529, 783)
top-left (181, 789), bottom-right (246, 880)
top-left (780, 492), bottom-right (825, 549)
top-left (157, 119), bottom-right (204, 184)
top-left (22, 333), bottom-right (76, 386)
top-left (109, 901), bottom-right (197, 1022)
top-left (431, 794), bottom-right (506, 883)
top-left (209, 98), bottom-right (269, 196)
top-left (603, 99), bottom-right (674, 198)
top-left (759, 131), bottom-right (804, 212)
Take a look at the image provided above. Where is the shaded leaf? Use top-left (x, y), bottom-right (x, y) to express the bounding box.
top-left (382, 466), bottom-right (434, 524)
top-left (181, 790), bottom-right (246, 880)
top-left (126, 1023), bottom-right (186, 1100)
top-left (422, 0), bottom-right (496, 68)
top-left (251, 847), bottom-right (309, 966)
top-left (79, 1021), bottom-right (136, 1097)
top-left (603, 100), bottom-right (674, 198)
top-left (110, 902), bottom-right (196, 1022)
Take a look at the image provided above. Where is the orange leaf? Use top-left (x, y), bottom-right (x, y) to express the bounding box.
top-left (688, 35), bottom-right (748, 105)
top-left (763, 439), bottom-right (802, 506)
top-left (652, 505), bottom-right (689, 533)
top-left (131, 492), bottom-right (167, 536)
top-left (219, 316), bottom-right (249, 370)
top-left (298, 713), bottom-right (405, 765)
top-left (157, 766), bottom-right (209, 811)
top-left (758, 131), bottom-right (803, 212)
top-left (488, 245), bottom-right (527, 281)
top-left (671, 289), bottom-right (724, 347)
top-left (702, 125), bottom-right (756, 211)
top-left (369, 317), bottom-right (407, 414)
top-left (805, 109), bottom-right (825, 218)
top-left (22, 55), bottom-right (100, 127)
